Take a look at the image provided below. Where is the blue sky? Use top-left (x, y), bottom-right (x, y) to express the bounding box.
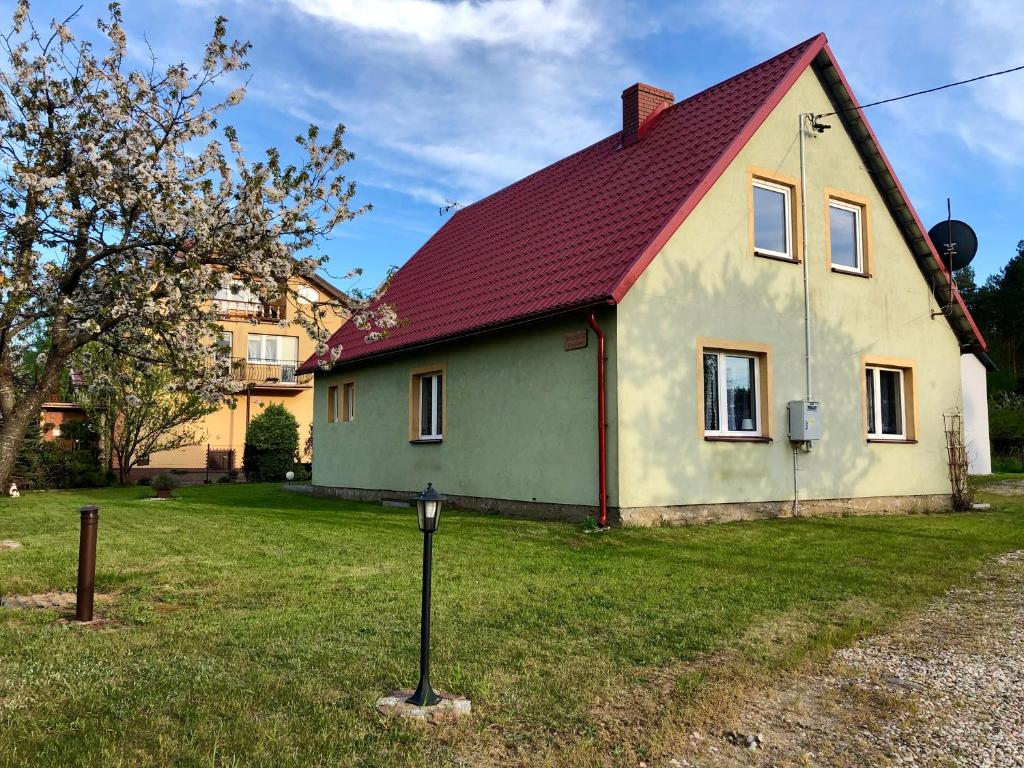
top-left (19, 0), bottom-right (1024, 291)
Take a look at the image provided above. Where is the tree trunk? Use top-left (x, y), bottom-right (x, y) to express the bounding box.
top-left (0, 362), bottom-right (65, 492)
top-left (0, 388), bottom-right (49, 492)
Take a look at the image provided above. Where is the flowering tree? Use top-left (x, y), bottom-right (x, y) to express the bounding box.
top-left (0, 2), bottom-right (396, 491)
top-left (74, 344), bottom-right (216, 485)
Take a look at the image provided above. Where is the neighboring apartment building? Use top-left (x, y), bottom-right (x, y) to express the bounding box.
top-left (301, 34), bottom-right (988, 525)
top-left (134, 272), bottom-right (348, 478)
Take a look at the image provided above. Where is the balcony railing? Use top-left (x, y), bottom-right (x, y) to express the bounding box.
top-left (213, 299), bottom-right (285, 322)
top-left (220, 356), bottom-right (311, 387)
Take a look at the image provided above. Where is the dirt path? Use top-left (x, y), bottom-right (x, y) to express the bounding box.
top-left (666, 550), bottom-right (1024, 768)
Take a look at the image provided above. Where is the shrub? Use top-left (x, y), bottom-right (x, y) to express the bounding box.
top-left (244, 404), bottom-right (299, 482)
top-left (137, 476), bottom-right (152, 486)
top-left (151, 472), bottom-right (179, 492)
top-left (14, 427), bottom-right (109, 490)
top-left (288, 464), bottom-right (312, 482)
top-left (990, 391), bottom-right (1024, 441)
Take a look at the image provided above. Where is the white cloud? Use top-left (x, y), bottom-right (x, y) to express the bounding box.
top-left (283, 0), bottom-right (598, 52)
top-left (948, 0), bottom-right (1024, 164)
top-left (691, 0), bottom-right (1024, 170)
top-left (255, 0), bottom-right (632, 203)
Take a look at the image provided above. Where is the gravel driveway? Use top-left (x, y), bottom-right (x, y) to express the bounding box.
top-left (669, 549), bottom-right (1024, 767)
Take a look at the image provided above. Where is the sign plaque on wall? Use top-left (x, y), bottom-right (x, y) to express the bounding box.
top-left (564, 329), bottom-right (588, 351)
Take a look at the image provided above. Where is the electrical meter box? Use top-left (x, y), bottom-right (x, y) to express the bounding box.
top-left (788, 400), bottom-right (822, 441)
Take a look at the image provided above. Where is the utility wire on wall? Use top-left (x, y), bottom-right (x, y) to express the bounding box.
top-left (819, 62), bottom-right (1024, 118)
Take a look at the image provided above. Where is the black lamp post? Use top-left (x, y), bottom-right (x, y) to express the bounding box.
top-left (408, 482), bottom-right (445, 707)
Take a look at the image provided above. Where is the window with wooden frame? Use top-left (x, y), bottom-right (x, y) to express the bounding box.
top-left (409, 366), bottom-right (446, 442)
top-left (341, 381), bottom-right (355, 422)
top-left (748, 167), bottom-right (802, 262)
top-left (863, 357), bottom-right (916, 442)
top-left (825, 189), bottom-right (871, 276)
top-left (697, 339), bottom-right (773, 441)
top-left (327, 385), bottom-right (340, 423)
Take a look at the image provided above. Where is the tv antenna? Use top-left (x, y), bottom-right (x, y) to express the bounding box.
top-left (439, 199), bottom-right (463, 216)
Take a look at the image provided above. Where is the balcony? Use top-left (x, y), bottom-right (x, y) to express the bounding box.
top-left (223, 356), bottom-right (311, 388)
top-left (213, 299), bottom-right (285, 322)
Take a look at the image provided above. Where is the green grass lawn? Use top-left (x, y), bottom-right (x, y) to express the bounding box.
top-left (1, 482), bottom-right (1023, 767)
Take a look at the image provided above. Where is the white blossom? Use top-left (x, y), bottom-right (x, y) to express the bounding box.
top-left (0, 3), bottom-right (389, 487)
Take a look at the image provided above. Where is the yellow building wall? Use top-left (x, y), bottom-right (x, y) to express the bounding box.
top-left (145, 275), bottom-right (345, 472)
top-left (616, 66), bottom-right (962, 508)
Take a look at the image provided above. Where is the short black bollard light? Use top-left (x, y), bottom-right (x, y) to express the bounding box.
top-left (76, 505), bottom-right (99, 622)
top-left (407, 483), bottom-right (445, 707)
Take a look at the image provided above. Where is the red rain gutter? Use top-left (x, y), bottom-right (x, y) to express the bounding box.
top-left (586, 311), bottom-right (608, 528)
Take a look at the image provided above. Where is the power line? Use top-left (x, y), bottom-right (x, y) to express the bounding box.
top-left (819, 62), bottom-right (1024, 118)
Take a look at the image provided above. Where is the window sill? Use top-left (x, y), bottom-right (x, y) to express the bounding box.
top-left (704, 435), bottom-right (772, 443)
top-left (866, 438), bottom-right (917, 444)
top-left (409, 438), bottom-right (443, 445)
top-left (754, 251), bottom-right (799, 264)
top-left (832, 267), bottom-right (871, 278)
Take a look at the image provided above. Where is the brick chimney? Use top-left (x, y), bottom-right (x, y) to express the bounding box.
top-left (621, 83), bottom-right (674, 147)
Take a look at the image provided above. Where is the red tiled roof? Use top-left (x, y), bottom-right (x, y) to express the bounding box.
top-left (302, 32), bottom-right (983, 373)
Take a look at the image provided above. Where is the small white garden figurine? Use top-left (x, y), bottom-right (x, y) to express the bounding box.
top-left (8, 483), bottom-right (20, 498)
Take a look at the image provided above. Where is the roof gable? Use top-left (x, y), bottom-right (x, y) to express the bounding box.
top-left (303, 34), bottom-right (983, 373)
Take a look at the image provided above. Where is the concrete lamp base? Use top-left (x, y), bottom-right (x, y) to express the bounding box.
top-left (375, 689), bottom-right (471, 722)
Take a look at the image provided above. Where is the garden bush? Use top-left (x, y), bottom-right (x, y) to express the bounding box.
top-left (13, 424), bottom-right (108, 490)
top-left (990, 392), bottom-right (1024, 471)
top-left (243, 404), bottom-right (299, 482)
top-left (151, 472), bottom-right (179, 493)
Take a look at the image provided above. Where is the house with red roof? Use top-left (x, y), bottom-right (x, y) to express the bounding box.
top-left (300, 33), bottom-right (986, 525)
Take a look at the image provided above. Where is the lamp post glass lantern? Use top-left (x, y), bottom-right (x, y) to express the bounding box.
top-left (416, 482), bottom-right (443, 532)
top-left (408, 483), bottom-right (445, 706)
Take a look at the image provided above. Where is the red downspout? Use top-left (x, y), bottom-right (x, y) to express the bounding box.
top-left (586, 311), bottom-right (608, 527)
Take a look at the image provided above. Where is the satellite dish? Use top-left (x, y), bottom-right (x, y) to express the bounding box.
top-left (927, 219), bottom-right (978, 271)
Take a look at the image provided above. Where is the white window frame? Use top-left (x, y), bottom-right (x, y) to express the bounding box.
top-left (216, 331), bottom-right (233, 375)
top-left (328, 385), bottom-right (340, 423)
top-left (214, 279), bottom-right (259, 305)
top-left (417, 372), bottom-right (443, 440)
top-left (866, 365), bottom-right (907, 440)
top-left (342, 381), bottom-right (355, 422)
top-left (752, 178), bottom-right (793, 260)
top-left (296, 285), bottom-right (319, 305)
top-left (703, 351), bottom-right (762, 437)
top-left (247, 334), bottom-right (298, 364)
top-left (829, 198), bottom-right (864, 274)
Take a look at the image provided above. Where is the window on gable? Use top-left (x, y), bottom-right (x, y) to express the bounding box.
top-left (829, 199), bottom-right (864, 273)
top-left (296, 285), bottom-right (319, 304)
top-left (749, 169), bottom-right (801, 263)
top-left (865, 365), bottom-right (908, 440)
top-left (752, 177), bottom-right (795, 260)
top-left (411, 369), bottom-right (444, 441)
top-left (703, 350), bottom-right (763, 437)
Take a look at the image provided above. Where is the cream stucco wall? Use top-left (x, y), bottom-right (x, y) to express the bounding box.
top-left (615, 67), bottom-right (962, 508)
